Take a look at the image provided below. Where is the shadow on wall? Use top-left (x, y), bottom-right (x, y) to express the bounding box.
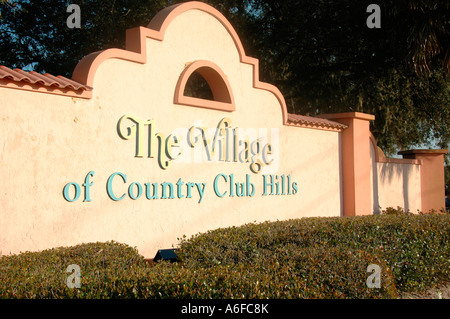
top-left (372, 139), bottom-right (420, 214)
top-left (378, 163), bottom-right (413, 212)
top-left (339, 132), bottom-right (344, 217)
top-left (371, 143), bottom-right (379, 214)
top-left (402, 165), bottom-right (414, 213)
top-left (371, 136), bottom-right (449, 215)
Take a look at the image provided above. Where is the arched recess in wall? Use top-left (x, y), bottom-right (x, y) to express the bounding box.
top-left (174, 60), bottom-right (235, 112)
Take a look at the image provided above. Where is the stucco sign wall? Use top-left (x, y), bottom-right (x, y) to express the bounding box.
top-left (0, 2), bottom-right (447, 258)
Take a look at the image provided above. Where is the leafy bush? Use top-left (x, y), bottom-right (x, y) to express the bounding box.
top-left (0, 213), bottom-right (449, 298)
top-left (177, 214), bottom-right (450, 291)
top-left (381, 206), bottom-right (413, 215)
top-left (139, 247), bottom-right (397, 298)
top-left (0, 241), bottom-right (149, 298)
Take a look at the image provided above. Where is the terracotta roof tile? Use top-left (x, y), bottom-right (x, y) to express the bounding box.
top-left (0, 65), bottom-right (92, 92)
top-left (287, 113), bottom-right (347, 131)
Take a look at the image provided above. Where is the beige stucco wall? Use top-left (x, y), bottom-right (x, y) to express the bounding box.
top-left (0, 8), bottom-right (343, 257)
top-left (376, 162), bottom-right (422, 213)
top-left (370, 142), bottom-right (422, 214)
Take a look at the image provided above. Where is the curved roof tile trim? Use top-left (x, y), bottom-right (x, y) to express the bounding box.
top-left (286, 113), bottom-right (348, 132)
top-left (0, 65), bottom-right (92, 97)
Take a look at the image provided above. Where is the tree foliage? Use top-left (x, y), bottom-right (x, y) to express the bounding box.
top-left (0, 0), bottom-right (173, 75)
top-left (205, 0), bottom-right (449, 156)
top-left (0, 0), bottom-right (448, 161)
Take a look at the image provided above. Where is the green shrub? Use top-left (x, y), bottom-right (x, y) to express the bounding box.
top-left (140, 247), bottom-right (397, 298)
top-left (177, 214), bottom-right (450, 291)
top-left (0, 241), bottom-right (150, 298)
top-left (381, 206), bottom-right (413, 215)
top-left (0, 214), bottom-right (448, 298)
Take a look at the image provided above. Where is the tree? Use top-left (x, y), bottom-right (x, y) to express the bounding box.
top-left (1, 0), bottom-right (448, 158)
top-left (0, 0), bottom-right (173, 76)
top-left (206, 0), bottom-right (449, 154)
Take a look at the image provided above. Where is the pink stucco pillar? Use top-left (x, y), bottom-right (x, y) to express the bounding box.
top-left (398, 149), bottom-right (448, 213)
top-left (319, 112), bottom-right (375, 216)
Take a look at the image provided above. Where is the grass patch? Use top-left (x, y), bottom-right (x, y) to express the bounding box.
top-left (1, 212), bottom-right (449, 298)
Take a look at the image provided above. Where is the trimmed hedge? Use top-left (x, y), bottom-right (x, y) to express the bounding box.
top-left (178, 214), bottom-right (450, 291)
top-left (0, 241), bottom-right (149, 298)
top-left (0, 213), bottom-right (449, 298)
